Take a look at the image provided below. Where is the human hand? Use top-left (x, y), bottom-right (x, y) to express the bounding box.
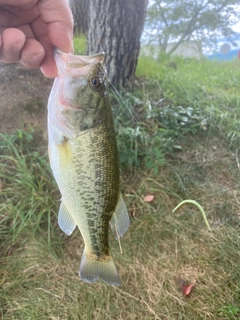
top-left (0, 0), bottom-right (73, 77)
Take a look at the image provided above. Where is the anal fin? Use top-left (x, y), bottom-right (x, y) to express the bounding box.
top-left (58, 201), bottom-right (76, 236)
top-left (109, 193), bottom-right (130, 240)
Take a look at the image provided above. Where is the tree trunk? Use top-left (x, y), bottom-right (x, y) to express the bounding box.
top-left (69, 0), bottom-right (89, 35)
top-left (88, 0), bottom-right (148, 88)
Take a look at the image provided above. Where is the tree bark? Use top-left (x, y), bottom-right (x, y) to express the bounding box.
top-left (69, 0), bottom-right (89, 35)
top-left (87, 0), bottom-right (148, 88)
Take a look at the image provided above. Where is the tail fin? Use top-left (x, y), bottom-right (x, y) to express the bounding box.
top-left (79, 249), bottom-right (121, 286)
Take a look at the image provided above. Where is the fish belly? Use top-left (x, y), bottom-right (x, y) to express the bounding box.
top-left (49, 123), bottom-right (119, 256)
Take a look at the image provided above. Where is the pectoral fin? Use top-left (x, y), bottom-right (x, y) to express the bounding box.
top-left (109, 193), bottom-right (130, 240)
top-left (58, 201), bottom-right (77, 236)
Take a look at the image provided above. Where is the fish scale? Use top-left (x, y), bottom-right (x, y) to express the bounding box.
top-left (47, 49), bottom-right (130, 286)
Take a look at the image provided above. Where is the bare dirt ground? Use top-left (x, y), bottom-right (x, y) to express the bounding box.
top-left (0, 62), bottom-right (54, 143)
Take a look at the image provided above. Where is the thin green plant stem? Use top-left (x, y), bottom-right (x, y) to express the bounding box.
top-left (172, 199), bottom-right (211, 231)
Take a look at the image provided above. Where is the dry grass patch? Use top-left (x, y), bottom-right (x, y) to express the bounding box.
top-left (1, 208), bottom-right (239, 319)
top-left (1, 119), bottom-right (240, 319)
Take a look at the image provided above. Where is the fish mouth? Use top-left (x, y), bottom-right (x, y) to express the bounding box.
top-left (54, 48), bottom-right (106, 68)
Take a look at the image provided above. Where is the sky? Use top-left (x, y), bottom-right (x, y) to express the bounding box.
top-left (203, 4), bottom-right (240, 54)
top-left (233, 22), bottom-right (240, 33)
top-left (232, 4), bottom-right (240, 33)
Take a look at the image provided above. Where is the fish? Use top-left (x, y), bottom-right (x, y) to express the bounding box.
top-left (47, 49), bottom-right (130, 286)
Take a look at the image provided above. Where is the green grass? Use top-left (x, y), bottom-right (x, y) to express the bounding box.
top-left (73, 34), bottom-right (87, 55)
top-left (110, 54), bottom-right (240, 171)
top-left (1, 51), bottom-right (240, 319)
top-left (0, 130), bottom-right (59, 245)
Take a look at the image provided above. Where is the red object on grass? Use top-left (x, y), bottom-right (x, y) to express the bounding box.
top-left (143, 195), bottom-right (154, 202)
top-left (177, 278), bottom-right (195, 297)
top-left (182, 283), bottom-right (195, 296)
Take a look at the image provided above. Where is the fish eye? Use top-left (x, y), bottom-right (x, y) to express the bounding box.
top-left (89, 76), bottom-right (101, 89)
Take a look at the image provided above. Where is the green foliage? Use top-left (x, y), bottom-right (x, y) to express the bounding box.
top-left (111, 90), bottom-right (168, 173)
top-left (0, 129), bottom-right (58, 245)
top-left (108, 55), bottom-right (240, 173)
top-left (136, 54), bottom-right (240, 149)
top-left (73, 34), bottom-right (87, 55)
top-left (218, 305), bottom-right (240, 319)
top-left (144, 0), bottom-right (240, 54)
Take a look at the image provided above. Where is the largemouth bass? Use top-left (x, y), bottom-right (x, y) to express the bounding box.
top-left (48, 49), bottom-right (129, 286)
